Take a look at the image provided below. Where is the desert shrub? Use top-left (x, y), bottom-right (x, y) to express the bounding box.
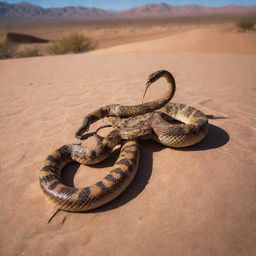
top-left (48, 33), bottom-right (95, 55)
top-left (236, 18), bottom-right (255, 31)
top-left (17, 46), bottom-right (41, 58)
top-left (0, 40), bottom-right (17, 59)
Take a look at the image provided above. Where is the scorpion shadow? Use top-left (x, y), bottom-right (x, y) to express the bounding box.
top-left (61, 119), bottom-right (229, 214)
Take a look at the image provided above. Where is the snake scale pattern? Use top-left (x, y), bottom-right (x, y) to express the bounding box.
top-left (39, 70), bottom-right (208, 212)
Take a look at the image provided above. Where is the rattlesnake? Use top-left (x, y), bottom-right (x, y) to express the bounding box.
top-left (39, 70), bottom-right (208, 212)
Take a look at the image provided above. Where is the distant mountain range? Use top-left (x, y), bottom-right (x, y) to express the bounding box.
top-left (0, 2), bottom-right (255, 20)
top-left (119, 3), bottom-right (256, 17)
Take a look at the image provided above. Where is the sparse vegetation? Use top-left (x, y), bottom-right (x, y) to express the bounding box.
top-left (0, 40), bottom-right (17, 59)
top-left (236, 18), bottom-right (255, 31)
top-left (48, 33), bottom-right (95, 55)
top-left (17, 46), bottom-right (41, 58)
top-left (0, 32), bottom-right (95, 59)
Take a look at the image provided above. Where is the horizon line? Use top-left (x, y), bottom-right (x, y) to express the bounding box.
top-left (1, 1), bottom-right (256, 11)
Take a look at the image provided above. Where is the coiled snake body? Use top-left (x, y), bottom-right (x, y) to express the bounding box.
top-left (39, 70), bottom-right (208, 212)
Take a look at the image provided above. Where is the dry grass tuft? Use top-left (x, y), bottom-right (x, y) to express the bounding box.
top-left (17, 46), bottom-right (41, 58)
top-left (0, 40), bottom-right (17, 59)
top-left (236, 18), bottom-right (255, 31)
top-left (48, 32), bottom-right (95, 55)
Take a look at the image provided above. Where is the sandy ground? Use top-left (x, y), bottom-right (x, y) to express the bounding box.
top-left (0, 26), bottom-right (256, 256)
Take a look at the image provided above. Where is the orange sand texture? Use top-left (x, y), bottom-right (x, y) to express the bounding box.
top-left (0, 26), bottom-right (256, 255)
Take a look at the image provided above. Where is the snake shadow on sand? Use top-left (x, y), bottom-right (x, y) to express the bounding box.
top-left (61, 121), bottom-right (229, 214)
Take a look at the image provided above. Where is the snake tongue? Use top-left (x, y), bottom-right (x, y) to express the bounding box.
top-left (142, 81), bottom-right (151, 103)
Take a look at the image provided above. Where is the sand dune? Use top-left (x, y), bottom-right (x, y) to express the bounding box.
top-left (0, 27), bottom-right (256, 256)
top-left (92, 26), bottom-right (256, 54)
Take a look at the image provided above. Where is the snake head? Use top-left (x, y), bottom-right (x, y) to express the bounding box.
top-left (142, 70), bottom-right (168, 103)
top-left (146, 70), bottom-right (167, 85)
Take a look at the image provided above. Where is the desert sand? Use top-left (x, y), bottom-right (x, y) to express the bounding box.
top-left (0, 26), bottom-right (256, 256)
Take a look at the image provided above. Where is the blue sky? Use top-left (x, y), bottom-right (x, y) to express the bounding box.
top-left (4, 0), bottom-right (256, 10)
